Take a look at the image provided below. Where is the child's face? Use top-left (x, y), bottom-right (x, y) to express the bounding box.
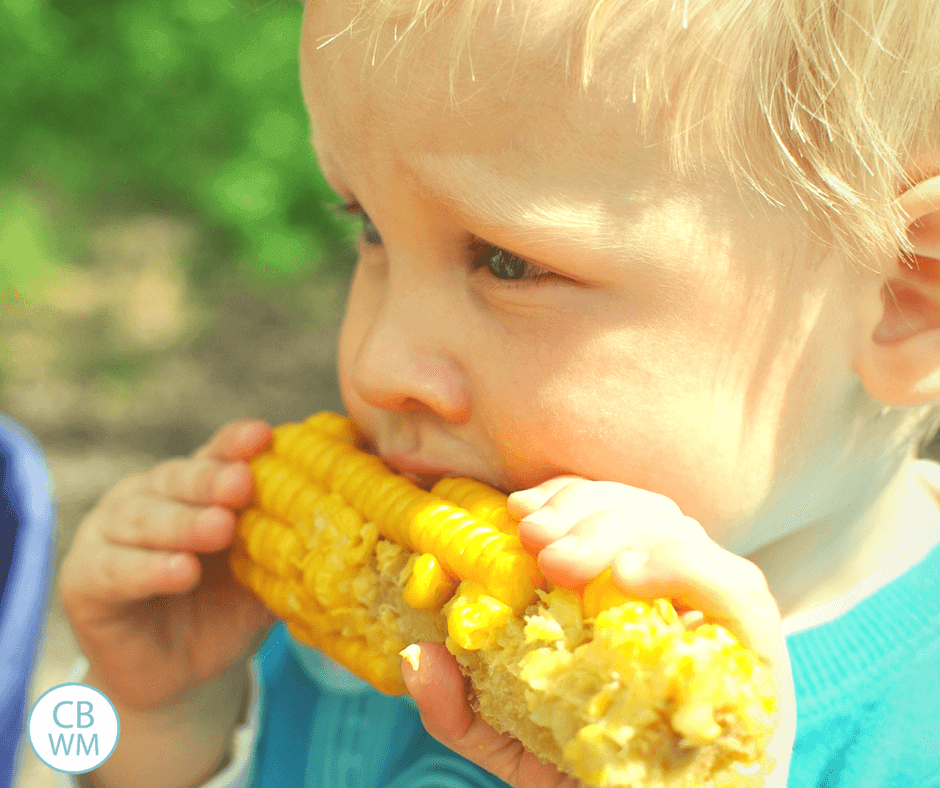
top-left (299, 2), bottom-right (868, 553)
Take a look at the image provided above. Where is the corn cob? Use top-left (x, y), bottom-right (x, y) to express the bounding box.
top-left (230, 412), bottom-right (778, 788)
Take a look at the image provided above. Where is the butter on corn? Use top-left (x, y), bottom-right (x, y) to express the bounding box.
top-left (231, 412), bottom-right (778, 788)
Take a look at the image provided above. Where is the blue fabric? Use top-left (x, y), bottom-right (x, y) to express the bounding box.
top-left (253, 625), bottom-right (509, 788)
top-left (786, 541), bottom-right (940, 788)
top-left (252, 626), bottom-right (312, 787)
top-left (0, 451), bottom-right (15, 608)
top-left (251, 542), bottom-right (940, 788)
top-left (0, 415), bottom-right (56, 788)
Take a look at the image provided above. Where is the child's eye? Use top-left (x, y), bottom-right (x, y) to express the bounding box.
top-left (359, 213), bottom-right (382, 246)
top-left (330, 198), bottom-right (555, 288)
top-left (331, 200), bottom-right (382, 245)
top-left (470, 241), bottom-right (556, 287)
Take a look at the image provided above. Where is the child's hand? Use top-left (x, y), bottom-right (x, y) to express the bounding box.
top-left (402, 476), bottom-right (796, 788)
top-left (60, 419), bottom-right (278, 715)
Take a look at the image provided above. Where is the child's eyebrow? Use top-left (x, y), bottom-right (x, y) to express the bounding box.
top-left (403, 151), bottom-right (645, 255)
top-left (314, 128), bottom-right (673, 272)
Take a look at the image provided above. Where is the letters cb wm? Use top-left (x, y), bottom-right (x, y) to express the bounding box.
top-left (28, 683), bottom-right (120, 774)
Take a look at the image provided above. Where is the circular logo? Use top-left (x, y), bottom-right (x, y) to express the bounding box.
top-left (27, 683), bottom-right (120, 774)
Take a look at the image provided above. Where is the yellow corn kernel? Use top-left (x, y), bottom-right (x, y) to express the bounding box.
top-left (304, 411), bottom-right (358, 443)
top-left (275, 421), bottom-right (542, 611)
top-left (230, 413), bottom-right (776, 788)
top-left (236, 509), bottom-right (304, 580)
top-left (230, 546), bottom-right (299, 620)
top-left (445, 581), bottom-right (515, 650)
top-left (402, 553), bottom-right (458, 609)
top-left (581, 567), bottom-right (647, 619)
top-left (231, 415), bottom-right (543, 684)
top-left (250, 455), bottom-right (310, 522)
top-left (431, 477), bottom-right (517, 535)
top-left (564, 723), bottom-right (609, 787)
top-left (230, 414), bottom-right (544, 688)
top-left (407, 504), bottom-right (541, 612)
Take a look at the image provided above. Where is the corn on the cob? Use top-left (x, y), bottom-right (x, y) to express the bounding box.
top-left (230, 412), bottom-right (778, 788)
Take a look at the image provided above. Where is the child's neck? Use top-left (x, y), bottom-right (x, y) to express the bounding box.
top-left (748, 452), bottom-right (940, 635)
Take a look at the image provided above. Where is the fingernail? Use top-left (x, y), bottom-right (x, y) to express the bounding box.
top-left (520, 508), bottom-right (555, 529)
top-left (400, 644), bottom-right (421, 672)
top-left (400, 644), bottom-right (430, 686)
top-left (615, 551), bottom-right (648, 575)
top-left (507, 489), bottom-right (543, 513)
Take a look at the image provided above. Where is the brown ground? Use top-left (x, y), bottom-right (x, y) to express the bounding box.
top-left (8, 214), bottom-right (940, 787)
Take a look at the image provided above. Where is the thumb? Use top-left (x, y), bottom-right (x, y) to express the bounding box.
top-left (401, 641), bottom-right (475, 744)
top-left (400, 643), bottom-right (584, 788)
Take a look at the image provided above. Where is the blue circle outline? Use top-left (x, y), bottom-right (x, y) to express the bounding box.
top-left (27, 681), bottom-right (121, 774)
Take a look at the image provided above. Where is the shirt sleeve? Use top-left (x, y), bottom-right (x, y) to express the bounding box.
top-left (55, 655), bottom-right (263, 788)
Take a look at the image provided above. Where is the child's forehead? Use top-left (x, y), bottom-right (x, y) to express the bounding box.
top-left (304, 60), bottom-right (677, 262)
top-left (300, 0), bottom-right (812, 269)
top-left (301, 2), bottom-right (687, 208)
top-left (302, 0), bottom-right (939, 276)
top-left (301, 0), bottom-right (648, 130)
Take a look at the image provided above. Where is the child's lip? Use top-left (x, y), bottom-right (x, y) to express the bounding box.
top-left (380, 452), bottom-right (513, 495)
top-left (382, 453), bottom-right (454, 489)
top-left (401, 471), bottom-right (444, 489)
top-left (382, 453), bottom-right (454, 476)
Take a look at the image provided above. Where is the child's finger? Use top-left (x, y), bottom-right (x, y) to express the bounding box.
top-left (536, 508), bottom-right (647, 585)
top-left (401, 642), bottom-right (476, 745)
top-left (506, 476), bottom-right (586, 519)
top-left (401, 642), bottom-right (578, 788)
top-left (74, 541), bottom-right (201, 611)
top-left (192, 419), bottom-right (272, 463)
top-left (518, 478), bottom-right (693, 551)
top-left (533, 501), bottom-right (782, 660)
top-left (101, 496), bottom-right (236, 554)
top-left (119, 458), bottom-right (255, 509)
top-left (611, 537), bottom-right (780, 660)
top-left (150, 457), bottom-right (254, 508)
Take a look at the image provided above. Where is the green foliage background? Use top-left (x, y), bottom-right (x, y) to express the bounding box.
top-left (0, 0), bottom-right (357, 299)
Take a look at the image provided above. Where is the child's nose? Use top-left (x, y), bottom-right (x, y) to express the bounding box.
top-left (348, 297), bottom-right (471, 423)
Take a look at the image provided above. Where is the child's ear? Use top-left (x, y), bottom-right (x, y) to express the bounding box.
top-left (854, 174), bottom-right (940, 406)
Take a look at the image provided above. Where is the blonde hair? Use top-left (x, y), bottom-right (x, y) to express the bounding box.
top-left (321, 0), bottom-right (940, 454)
top-left (330, 0), bottom-right (940, 265)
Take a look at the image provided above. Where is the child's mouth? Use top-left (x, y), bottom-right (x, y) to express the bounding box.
top-left (351, 429), bottom-right (451, 491)
top-left (398, 470), bottom-right (444, 491)
top-left (382, 454), bottom-right (454, 492)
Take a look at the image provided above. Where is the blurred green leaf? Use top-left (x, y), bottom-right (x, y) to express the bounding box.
top-left (212, 157), bottom-right (284, 222)
top-left (0, 189), bottom-right (59, 298)
top-left (0, 0), bottom-right (354, 288)
top-left (252, 106), bottom-right (306, 161)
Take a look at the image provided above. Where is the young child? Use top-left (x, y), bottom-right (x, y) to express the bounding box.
top-left (58, 1), bottom-right (940, 786)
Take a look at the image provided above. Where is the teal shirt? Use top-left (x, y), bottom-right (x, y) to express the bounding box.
top-left (785, 541), bottom-right (940, 788)
top-left (249, 542), bottom-right (940, 787)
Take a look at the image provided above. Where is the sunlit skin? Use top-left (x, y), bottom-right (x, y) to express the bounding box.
top-left (48, 4), bottom-right (940, 788)
top-left (295, 2), bottom-right (940, 786)
top-left (299, 2), bottom-right (930, 600)
top-left (296, 0), bottom-right (940, 604)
